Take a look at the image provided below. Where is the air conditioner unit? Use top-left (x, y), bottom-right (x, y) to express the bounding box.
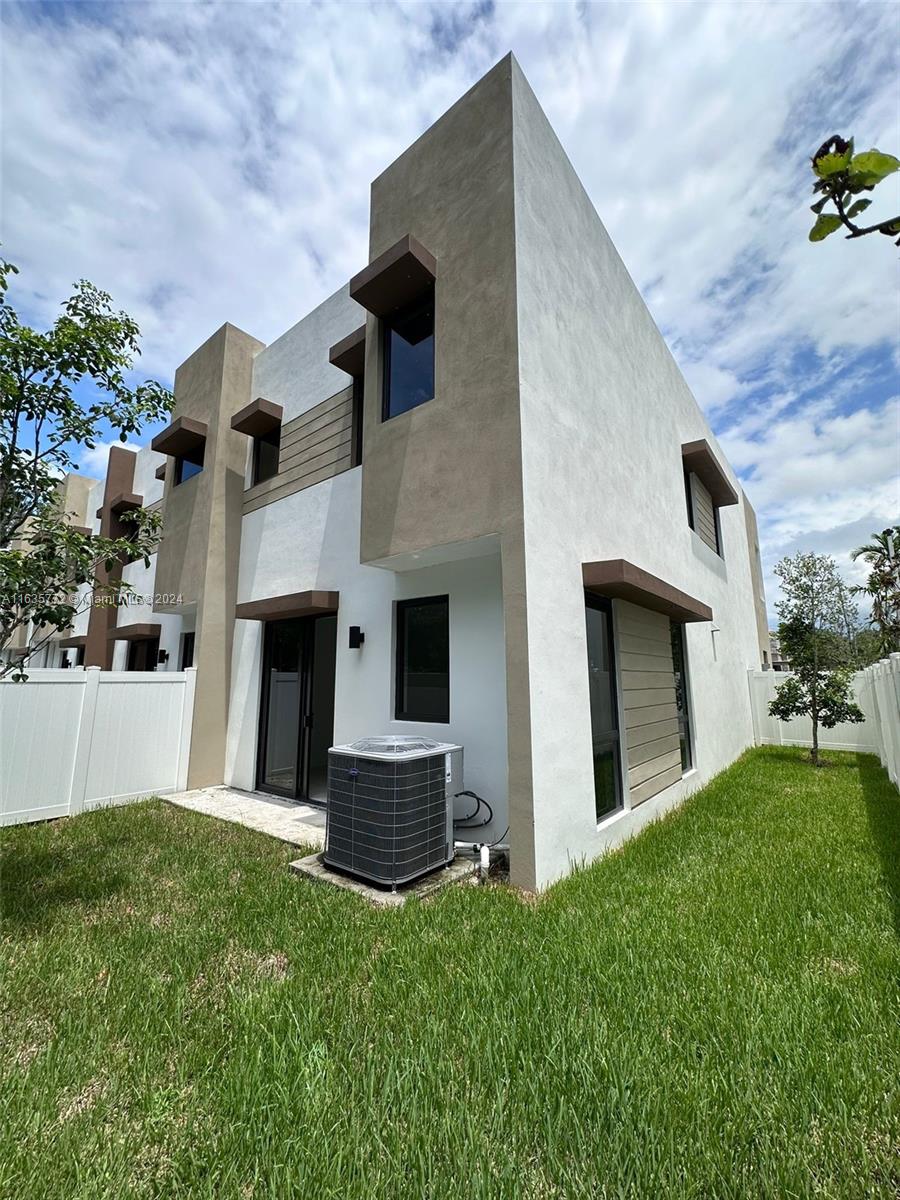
top-left (324, 736), bottom-right (463, 888)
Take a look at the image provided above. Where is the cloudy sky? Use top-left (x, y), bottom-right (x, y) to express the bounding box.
top-left (2, 0), bottom-right (898, 619)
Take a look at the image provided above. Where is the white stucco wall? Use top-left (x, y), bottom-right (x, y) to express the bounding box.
top-left (226, 294), bottom-right (509, 840)
top-left (511, 62), bottom-right (763, 885)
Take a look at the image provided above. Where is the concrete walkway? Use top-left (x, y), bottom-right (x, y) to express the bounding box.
top-left (166, 786), bottom-right (326, 848)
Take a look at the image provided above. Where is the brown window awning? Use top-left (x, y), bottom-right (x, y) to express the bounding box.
top-left (59, 634), bottom-right (87, 649)
top-left (235, 590), bottom-right (339, 622)
top-left (328, 325), bottom-right (366, 377)
top-left (583, 560), bottom-right (712, 623)
top-left (231, 397), bottom-right (284, 438)
top-left (109, 492), bottom-right (143, 514)
top-left (107, 622), bottom-right (162, 642)
top-left (151, 416), bottom-right (208, 458)
top-left (349, 234), bottom-right (436, 318)
top-left (681, 439), bottom-right (739, 507)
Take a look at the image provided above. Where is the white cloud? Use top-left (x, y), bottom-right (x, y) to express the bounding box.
top-left (1, 0), bottom-right (897, 617)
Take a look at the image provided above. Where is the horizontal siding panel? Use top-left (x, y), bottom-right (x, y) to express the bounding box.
top-left (280, 411), bottom-right (352, 466)
top-left (617, 613), bottom-right (672, 646)
top-left (243, 453), bottom-right (352, 515)
top-left (626, 716), bottom-right (680, 748)
top-left (628, 733), bottom-right (681, 769)
top-left (630, 762), bottom-right (683, 808)
top-left (617, 634), bottom-right (673, 660)
top-left (621, 670), bottom-right (677, 692)
top-left (279, 429), bottom-right (352, 476)
top-left (624, 702), bottom-right (678, 729)
top-left (628, 747), bottom-right (682, 788)
top-left (622, 686), bottom-right (676, 710)
top-left (619, 649), bottom-right (675, 672)
top-left (281, 389), bottom-right (352, 445)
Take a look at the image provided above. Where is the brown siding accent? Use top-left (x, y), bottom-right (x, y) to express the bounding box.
top-left (616, 601), bottom-right (681, 808)
top-left (235, 590), bottom-right (339, 621)
top-left (242, 386), bottom-right (354, 515)
top-left (231, 397), bottom-right (283, 438)
top-left (151, 415), bottom-right (208, 457)
top-left (107, 622), bottom-right (161, 642)
top-left (329, 325), bottom-right (366, 376)
top-left (349, 234), bottom-right (437, 318)
top-left (681, 439), bottom-right (739, 507)
top-left (84, 445), bottom-right (138, 670)
top-left (584, 559), bottom-right (712, 623)
top-left (689, 473), bottom-right (718, 553)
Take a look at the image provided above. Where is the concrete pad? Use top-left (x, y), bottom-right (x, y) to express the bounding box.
top-left (166, 786), bottom-right (325, 848)
top-left (289, 852), bottom-right (478, 908)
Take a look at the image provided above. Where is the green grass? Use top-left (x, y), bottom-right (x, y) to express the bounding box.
top-left (1, 747), bottom-right (898, 1199)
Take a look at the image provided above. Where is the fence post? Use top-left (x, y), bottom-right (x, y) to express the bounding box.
top-left (174, 667), bottom-right (198, 793)
top-left (69, 667), bottom-right (101, 816)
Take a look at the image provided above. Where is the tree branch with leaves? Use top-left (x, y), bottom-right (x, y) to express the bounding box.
top-left (0, 258), bottom-right (173, 678)
top-left (808, 137), bottom-right (900, 245)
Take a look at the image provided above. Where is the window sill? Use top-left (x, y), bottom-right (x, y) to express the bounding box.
top-left (596, 806), bottom-right (627, 832)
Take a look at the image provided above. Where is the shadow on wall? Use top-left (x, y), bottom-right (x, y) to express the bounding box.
top-left (857, 751), bottom-right (900, 940)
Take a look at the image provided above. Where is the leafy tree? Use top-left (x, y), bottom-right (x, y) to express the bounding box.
top-left (768, 552), bottom-right (864, 766)
top-left (0, 258), bottom-right (173, 679)
top-left (849, 526), bottom-right (900, 656)
top-left (808, 136), bottom-right (900, 245)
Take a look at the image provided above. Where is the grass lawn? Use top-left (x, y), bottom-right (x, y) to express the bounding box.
top-left (1, 746), bottom-right (898, 1199)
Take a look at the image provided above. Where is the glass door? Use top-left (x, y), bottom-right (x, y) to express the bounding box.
top-left (584, 594), bottom-right (623, 820)
top-left (257, 615), bottom-right (336, 803)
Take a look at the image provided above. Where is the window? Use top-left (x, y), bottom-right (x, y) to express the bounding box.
top-left (395, 595), bottom-right (449, 722)
top-left (174, 443), bottom-right (204, 485)
top-left (685, 471), bottom-right (722, 556)
top-left (127, 637), bottom-right (159, 671)
top-left (351, 375), bottom-right (364, 467)
top-left (75, 645), bottom-right (85, 667)
top-left (584, 594), bottom-right (623, 821)
top-left (670, 621), bottom-right (692, 771)
top-left (180, 631), bottom-right (195, 670)
top-left (382, 287), bottom-right (434, 420)
top-left (253, 427), bottom-right (280, 485)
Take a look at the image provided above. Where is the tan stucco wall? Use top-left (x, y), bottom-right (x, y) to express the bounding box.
top-left (155, 323), bottom-right (265, 788)
top-left (359, 55), bottom-right (537, 888)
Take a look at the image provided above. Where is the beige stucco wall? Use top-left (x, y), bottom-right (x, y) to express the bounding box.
top-left (155, 323), bottom-right (265, 787)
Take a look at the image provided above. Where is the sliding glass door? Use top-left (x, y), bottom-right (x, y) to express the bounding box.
top-left (584, 594), bottom-right (623, 820)
top-left (257, 614), bottom-right (336, 803)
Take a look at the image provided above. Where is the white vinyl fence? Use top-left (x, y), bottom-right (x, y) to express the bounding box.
top-left (748, 655), bottom-right (900, 785)
top-left (0, 667), bottom-right (197, 826)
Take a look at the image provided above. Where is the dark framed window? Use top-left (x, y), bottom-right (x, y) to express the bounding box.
top-left (174, 443), bottom-right (204, 485)
top-left (584, 594), bottom-right (623, 821)
top-left (75, 645), bottom-right (85, 667)
top-left (252, 427), bottom-right (280, 486)
top-left (382, 287), bottom-right (435, 421)
top-left (180, 631), bottom-right (195, 670)
top-left (127, 637), bottom-right (159, 671)
top-left (395, 595), bottom-right (449, 722)
top-left (670, 621), bottom-right (693, 771)
top-left (351, 375), bottom-right (364, 467)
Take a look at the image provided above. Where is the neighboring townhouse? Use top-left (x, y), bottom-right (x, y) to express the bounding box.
top-left (142, 54), bottom-right (769, 890)
top-left (62, 444), bottom-right (187, 671)
top-left (769, 632), bottom-right (791, 672)
top-left (2, 471), bottom-right (98, 669)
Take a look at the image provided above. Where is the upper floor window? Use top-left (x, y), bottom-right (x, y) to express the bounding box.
top-left (395, 594), bottom-right (449, 722)
top-left (174, 443), bottom-right (204, 485)
top-left (253, 427), bottom-right (280, 486)
top-left (685, 470), bottom-right (722, 556)
top-left (382, 287), bottom-right (434, 421)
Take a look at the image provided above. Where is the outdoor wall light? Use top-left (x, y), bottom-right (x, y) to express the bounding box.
top-left (157, 649), bottom-right (169, 664)
top-left (349, 626), bottom-right (365, 649)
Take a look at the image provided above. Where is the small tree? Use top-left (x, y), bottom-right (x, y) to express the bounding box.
top-left (0, 258), bottom-right (173, 678)
top-left (808, 136), bottom-right (899, 246)
top-left (768, 552), bottom-right (864, 766)
top-left (850, 526), bottom-right (900, 656)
